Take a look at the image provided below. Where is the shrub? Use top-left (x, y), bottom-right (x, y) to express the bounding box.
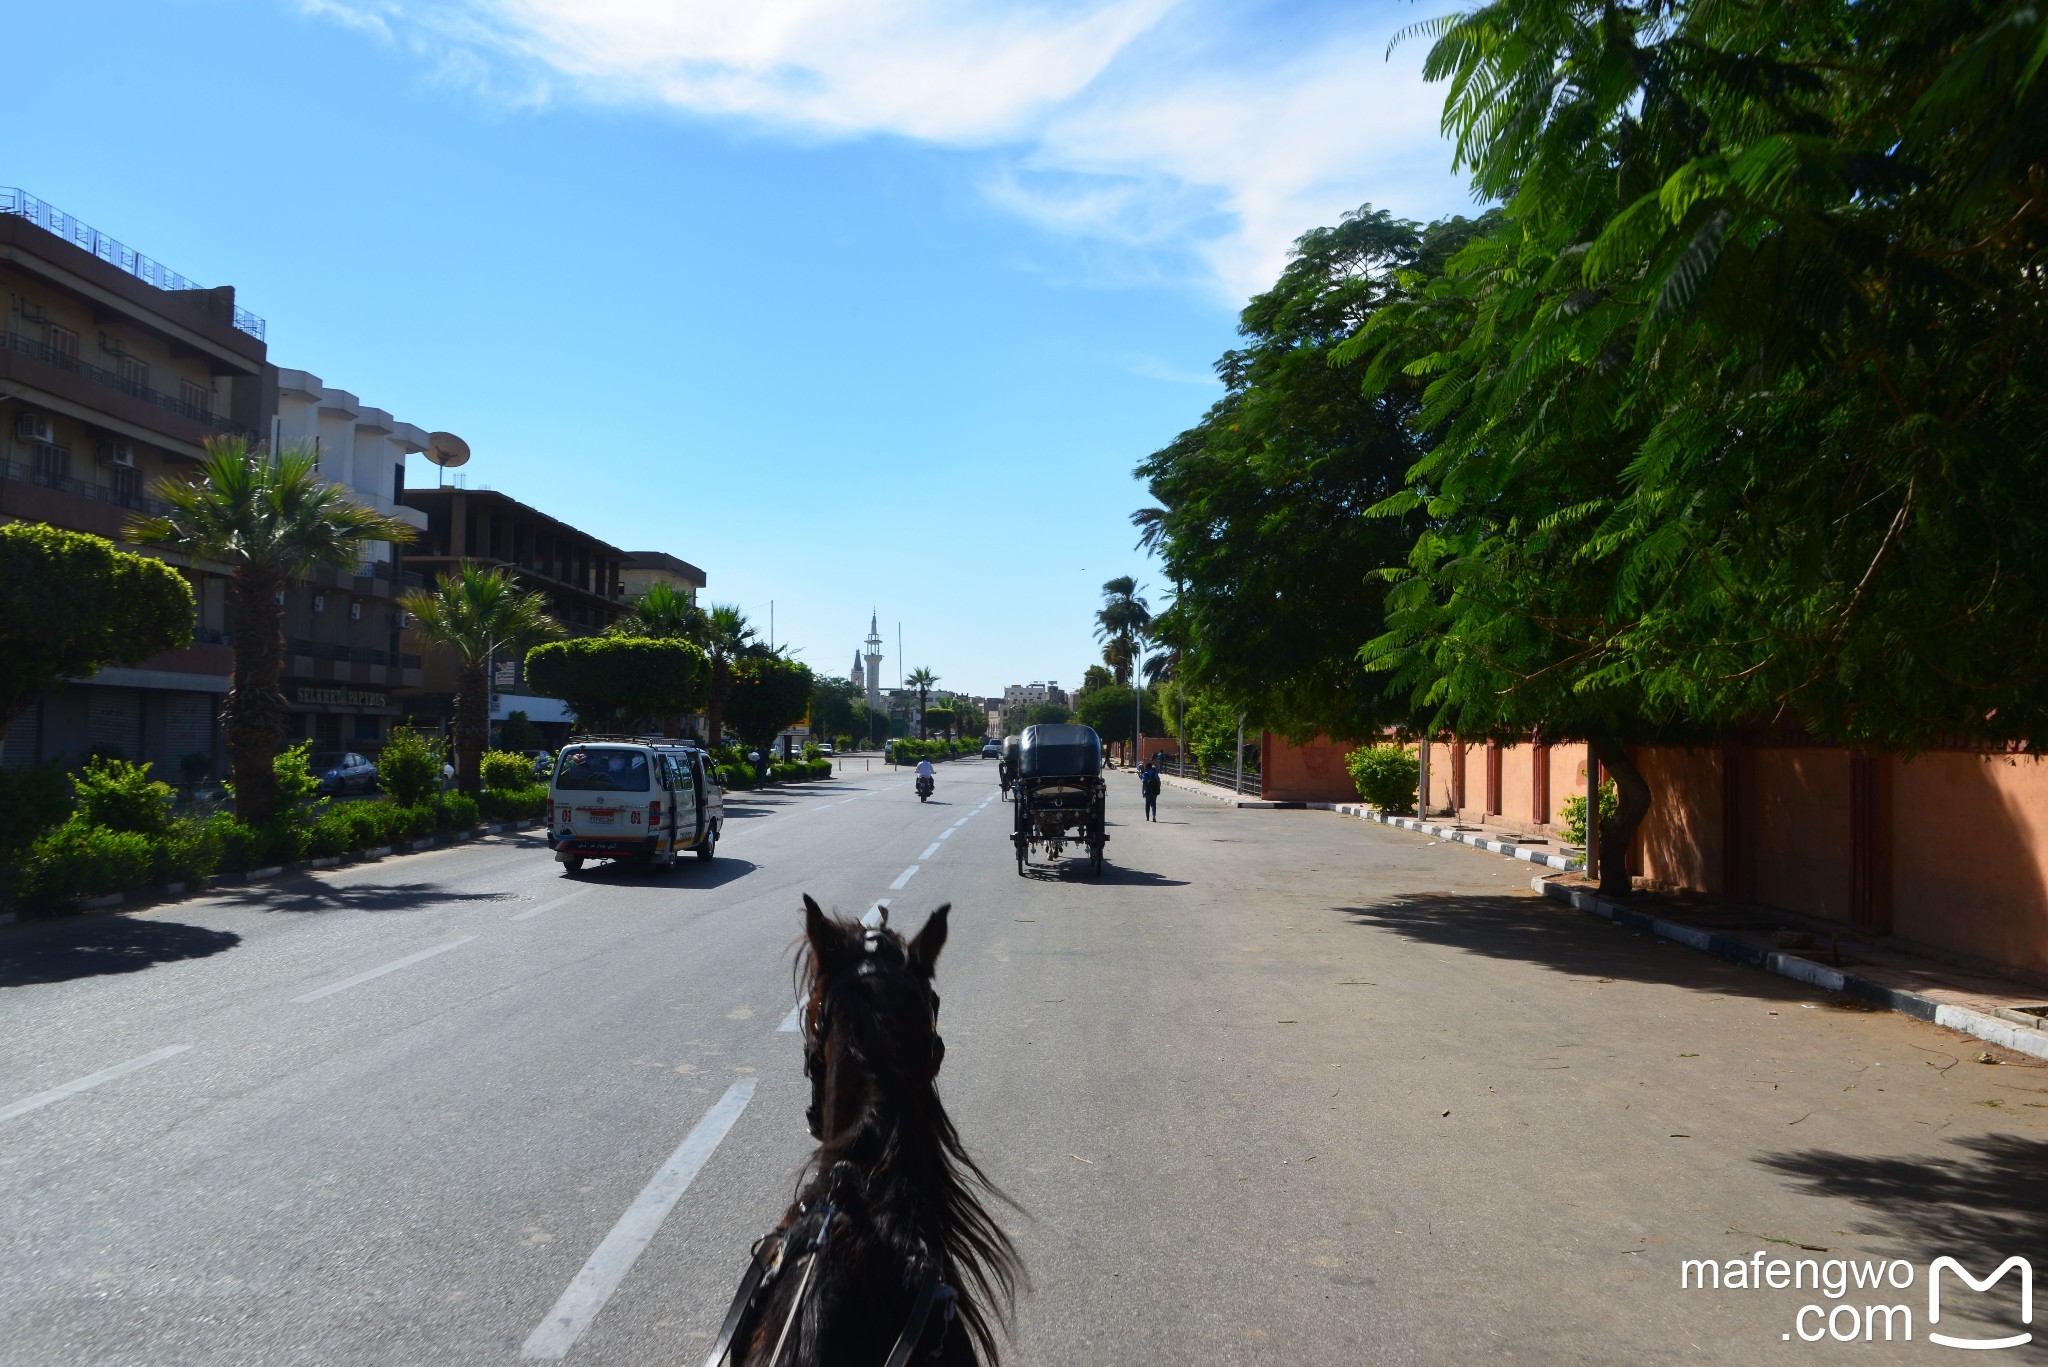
top-left (307, 809), bottom-right (355, 859)
top-left (717, 764), bottom-right (753, 790)
top-left (770, 762), bottom-right (803, 782)
top-left (179, 752), bottom-right (213, 785)
top-left (378, 727), bottom-right (445, 807)
top-left (1346, 745), bottom-right (1421, 814)
top-left (479, 784), bottom-right (546, 821)
top-left (1560, 778), bottom-right (1620, 848)
top-left (807, 759), bottom-right (832, 779)
top-left (397, 805), bottom-right (440, 840)
top-left (274, 742), bottom-right (323, 810)
top-left (24, 823), bottom-right (155, 908)
top-left (437, 792), bottom-right (480, 830)
top-left (157, 814), bottom-right (230, 884)
top-left (70, 756), bottom-right (175, 836)
top-left (0, 762), bottom-right (73, 856)
top-left (480, 750), bottom-right (536, 791)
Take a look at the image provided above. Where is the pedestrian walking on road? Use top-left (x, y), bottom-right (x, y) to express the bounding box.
top-left (1140, 760), bottom-right (1161, 822)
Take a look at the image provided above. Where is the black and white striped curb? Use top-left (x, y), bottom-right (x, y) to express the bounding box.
top-left (1158, 775), bottom-right (1583, 873)
top-left (1533, 874), bottom-right (2048, 1063)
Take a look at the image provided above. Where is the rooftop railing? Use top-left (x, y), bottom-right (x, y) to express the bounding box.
top-left (1, 187), bottom-right (267, 342)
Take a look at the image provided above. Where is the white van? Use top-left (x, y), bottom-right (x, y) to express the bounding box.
top-left (547, 738), bottom-right (719, 875)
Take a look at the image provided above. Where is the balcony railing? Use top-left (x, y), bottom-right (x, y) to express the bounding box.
top-left (1, 456), bottom-right (174, 517)
top-left (289, 639), bottom-right (400, 666)
top-left (3, 329), bottom-right (249, 436)
top-left (1, 188), bottom-right (267, 341)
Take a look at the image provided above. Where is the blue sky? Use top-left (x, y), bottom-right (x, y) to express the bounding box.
top-left (10, 0), bottom-right (1474, 698)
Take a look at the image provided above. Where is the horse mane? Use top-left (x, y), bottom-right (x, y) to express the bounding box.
top-left (791, 910), bottom-right (1024, 1364)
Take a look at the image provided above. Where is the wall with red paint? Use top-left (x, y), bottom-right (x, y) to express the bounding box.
top-left (1259, 732), bottom-right (1360, 803)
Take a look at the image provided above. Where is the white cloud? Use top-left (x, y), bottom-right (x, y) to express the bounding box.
top-left (298, 0), bottom-right (1474, 299)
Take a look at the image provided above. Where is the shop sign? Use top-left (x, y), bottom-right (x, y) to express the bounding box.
top-left (295, 687), bottom-right (388, 708)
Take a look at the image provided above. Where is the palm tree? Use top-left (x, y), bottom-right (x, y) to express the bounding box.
top-left (701, 603), bottom-right (758, 747)
top-left (614, 581), bottom-right (707, 642)
top-left (130, 437), bottom-right (415, 826)
top-left (1094, 576), bottom-right (1152, 686)
top-left (905, 666), bottom-right (938, 739)
top-left (399, 564), bottom-right (560, 793)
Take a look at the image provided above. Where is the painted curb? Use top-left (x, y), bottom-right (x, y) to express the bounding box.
top-left (82, 892), bottom-right (124, 910)
top-left (1532, 874), bottom-right (2048, 1063)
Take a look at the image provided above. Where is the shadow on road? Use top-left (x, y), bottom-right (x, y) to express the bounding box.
top-left (1015, 861), bottom-right (1190, 887)
top-left (562, 857), bottom-right (759, 890)
top-left (0, 918), bottom-right (241, 987)
top-left (1334, 892), bottom-right (1810, 1001)
top-left (1760, 1132), bottom-right (2048, 1254)
top-left (213, 879), bottom-right (519, 916)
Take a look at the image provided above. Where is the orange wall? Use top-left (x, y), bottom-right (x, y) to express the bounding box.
top-left (1749, 748), bottom-right (1853, 923)
top-left (1892, 753), bottom-right (2048, 978)
top-left (1632, 746), bottom-right (1724, 892)
top-left (1260, 732), bottom-right (1360, 803)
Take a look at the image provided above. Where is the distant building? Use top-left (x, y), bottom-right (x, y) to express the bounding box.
top-left (619, 550), bottom-right (705, 605)
top-left (1003, 681), bottom-right (1064, 708)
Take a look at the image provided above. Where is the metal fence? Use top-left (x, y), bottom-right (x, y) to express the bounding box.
top-left (1158, 751), bottom-right (1261, 795)
top-left (1, 188), bottom-right (267, 341)
top-left (4, 329), bottom-right (251, 435)
top-left (0, 456), bottom-right (175, 517)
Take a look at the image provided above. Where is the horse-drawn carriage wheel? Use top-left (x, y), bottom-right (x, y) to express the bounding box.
top-left (1016, 849), bottom-right (1026, 876)
top-left (561, 856), bottom-right (584, 876)
top-left (1090, 847), bottom-right (1103, 876)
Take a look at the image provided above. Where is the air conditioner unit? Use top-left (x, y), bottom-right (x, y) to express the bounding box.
top-left (15, 414), bottom-right (54, 443)
top-left (390, 611), bottom-right (414, 629)
top-left (96, 439), bottom-right (135, 468)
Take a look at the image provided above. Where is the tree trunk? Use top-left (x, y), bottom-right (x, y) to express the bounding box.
top-left (1588, 736), bottom-right (1651, 898)
top-left (707, 658), bottom-right (729, 748)
top-left (222, 568), bottom-right (288, 826)
top-left (453, 659), bottom-right (488, 794)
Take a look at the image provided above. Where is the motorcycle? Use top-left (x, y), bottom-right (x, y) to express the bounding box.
top-left (916, 774), bottom-right (935, 802)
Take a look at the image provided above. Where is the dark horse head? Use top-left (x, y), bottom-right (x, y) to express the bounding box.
top-left (718, 896), bottom-right (1021, 1366)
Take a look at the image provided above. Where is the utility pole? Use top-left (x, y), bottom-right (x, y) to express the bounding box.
top-left (1585, 747), bottom-right (1600, 881)
top-left (1417, 730), bottom-right (1430, 818)
top-left (1235, 714), bottom-right (1244, 795)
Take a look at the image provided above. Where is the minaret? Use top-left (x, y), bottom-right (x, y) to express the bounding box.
top-left (850, 650), bottom-right (865, 693)
top-left (862, 611), bottom-right (886, 713)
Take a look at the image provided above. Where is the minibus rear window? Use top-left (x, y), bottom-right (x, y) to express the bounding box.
top-left (554, 748), bottom-right (652, 792)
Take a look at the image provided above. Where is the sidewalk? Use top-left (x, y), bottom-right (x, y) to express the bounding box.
top-left (1162, 772), bottom-right (2048, 1063)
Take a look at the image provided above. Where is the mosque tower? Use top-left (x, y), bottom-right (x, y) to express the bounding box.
top-left (862, 611), bottom-right (886, 713)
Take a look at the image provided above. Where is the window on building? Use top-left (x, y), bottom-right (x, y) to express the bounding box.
top-left (30, 442), bottom-right (69, 488)
top-left (109, 464), bottom-right (141, 506)
top-left (46, 325), bottom-right (78, 364)
top-left (179, 380), bottom-right (211, 417)
top-left (118, 354), bottom-right (149, 395)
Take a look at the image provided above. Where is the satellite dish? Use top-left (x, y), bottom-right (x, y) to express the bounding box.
top-left (425, 432), bottom-right (470, 469)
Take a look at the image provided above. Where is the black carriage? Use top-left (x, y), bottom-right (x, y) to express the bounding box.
top-left (1010, 723), bottom-right (1108, 875)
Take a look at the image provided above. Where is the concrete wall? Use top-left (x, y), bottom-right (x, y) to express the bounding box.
top-left (1632, 746), bottom-right (1724, 892)
top-left (1890, 752), bottom-right (2048, 979)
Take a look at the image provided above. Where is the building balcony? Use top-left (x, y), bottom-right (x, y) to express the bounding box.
top-left (0, 453), bottom-right (167, 538)
top-left (2, 329), bottom-right (251, 453)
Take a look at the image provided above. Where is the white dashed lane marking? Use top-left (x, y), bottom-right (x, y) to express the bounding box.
top-left (889, 866), bottom-right (920, 890)
top-left (292, 938), bottom-right (476, 1003)
top-left (0, 1045), bottom-right (193, 1126)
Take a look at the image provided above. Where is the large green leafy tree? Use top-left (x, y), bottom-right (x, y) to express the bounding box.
top-left (700, 604), bottom-right (761, 747)
top-left (724, 657), bottom-right (815, 754)
top-left (809, 676), bottom-right (861, 745)
top-left (525, 635), bottom-right (707, 736)
top-left (131, 438), bottom-right (415, 825)
top-left (1075, 684), bottom-right (1164, 755)
top-left (400, 563), bottom-right (561, 793)
top-left (1137, 210), bottom-right (1491, 743)
top-left (613, 582), bottom-right (707, 644)
top-left (0, 523), bottom-right (194, 745)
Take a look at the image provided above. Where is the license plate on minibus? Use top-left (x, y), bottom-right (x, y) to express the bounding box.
top-left (586, 809), bottom-right (616, 825)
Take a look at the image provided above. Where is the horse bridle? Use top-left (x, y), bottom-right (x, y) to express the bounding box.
top-left (802, 926), bottom-right (945, 1141)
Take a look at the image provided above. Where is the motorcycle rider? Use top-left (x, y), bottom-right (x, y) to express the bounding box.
top-left (914, 756), bottom-right (936, 797)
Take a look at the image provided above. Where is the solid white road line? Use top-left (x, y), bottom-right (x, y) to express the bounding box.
top-left (520, 1079), bottom-right (758, 1360)
top-left (512, 890), bottom-right (590, 922)
top-left (889, 866), bottom-right (920, 890)
top-left (920, 843), bottom-right (941, 860)
top-left (0, 1045), bottom-right (193, 1126)
top-left (292, 937), bottom-right (476, 1003)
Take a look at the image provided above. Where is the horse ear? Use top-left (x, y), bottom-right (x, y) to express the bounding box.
top-left (907, 903), bottom-right (950, 978)
top-left (804, 894), bottom-right (845, 967)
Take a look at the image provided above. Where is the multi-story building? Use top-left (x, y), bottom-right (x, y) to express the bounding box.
top-left (619, 550), bottom-right (706, 605)
top-left (266, 368), bottom-right (433, 751)
top-left (1003, 681), bottom-right (1065, 708)
top-left (0, 188), bottom-right (267, 773)
top-left (397, 485), bottom-right (629, 744)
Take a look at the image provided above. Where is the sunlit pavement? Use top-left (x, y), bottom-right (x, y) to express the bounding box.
top-left (3, 759), bottom-right (2039, 1364)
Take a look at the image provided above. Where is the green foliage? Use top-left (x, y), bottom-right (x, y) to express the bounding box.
top-left (613, 581), bottom-right (707, 643)
top-left (437, 791), bottom-right (480, 830)
top-left (809, 676), bottom-right (861, 745)
top-left (0, 762), bottom-right (74, 856)
top-left (1094, 578), bottom-right (1152, 687)
top-left (479, 784), bottom-right (547, 821)
top-left (0, 522), bottom-right (194, 736)
top-left (723, 657), bottom-right (815, 749)
top-left (526, 635), bottom-right (709, 731)
top-left (157, 814), bottom-right (229, 884)
top-left (1345, 745), bottom-right (1420, 814)
top-left (497, 710), bottom-right (542, 753)
top-left (272, 742), bottom-right (323, 811)
top-left (1559, 781), bottom-right (1621, 849)
top-left (1074, 685), bottom-right (1165, 749)
top-left (70, 757), bottom-right (175, 836)
top-left (480, 750), bottom-right (537, 791)
top-left (20, 823), bottom-right (155, 907)
top-left (377, 727), bottom-right (446, 807)
top-left (179, 752), bottom-right (213, 785)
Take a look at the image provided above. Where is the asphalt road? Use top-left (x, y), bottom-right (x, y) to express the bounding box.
top-left (4, 758), bottom-right (2043, 1364)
